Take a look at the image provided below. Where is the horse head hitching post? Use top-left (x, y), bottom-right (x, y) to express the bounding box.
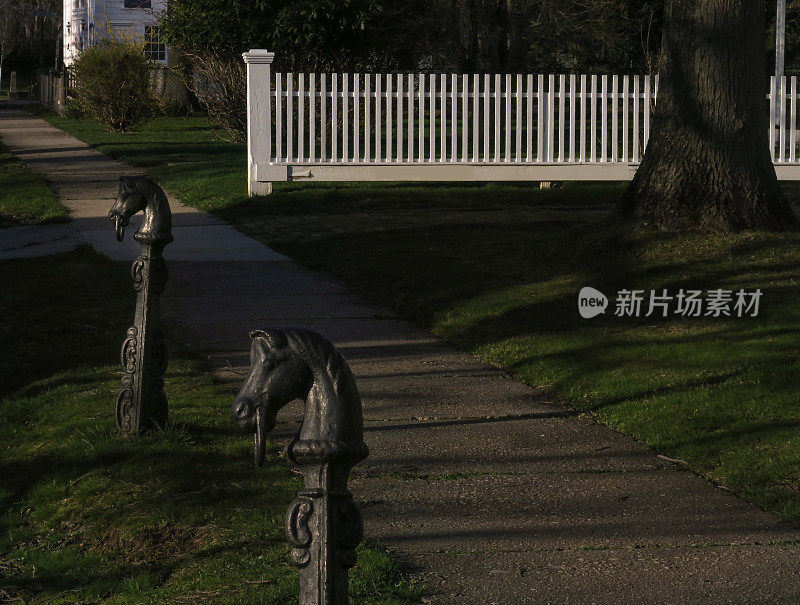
top-left (232, 328), bottom-right (369, 604)
top-left (109, 176), bottom-right (173, 435)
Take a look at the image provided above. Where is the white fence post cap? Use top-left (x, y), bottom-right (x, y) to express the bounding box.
top-left (243, 49), bottom-right (275, 64)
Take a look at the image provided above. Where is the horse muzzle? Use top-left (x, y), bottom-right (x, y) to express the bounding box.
top-left (231, 396), bottom-right (256, 430)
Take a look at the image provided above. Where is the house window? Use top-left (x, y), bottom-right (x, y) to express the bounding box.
top-left (144, 26), bottom-right (166, 62)
top-left (124, 0), bottom-right (151, 7)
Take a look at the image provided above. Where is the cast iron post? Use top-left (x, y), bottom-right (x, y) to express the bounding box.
top-left (109, 176), bottom-right (174, 434)
top-left (287, 450), bottom-right (364, 604)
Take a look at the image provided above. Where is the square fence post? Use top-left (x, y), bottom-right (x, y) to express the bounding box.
top-left (242, 49), bottom-right (275, 196)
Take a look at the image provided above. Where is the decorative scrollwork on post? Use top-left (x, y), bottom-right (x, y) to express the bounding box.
top-left (109, 176), bottom-right (173, 435)
top-left (116, 375), bottom-right (134, 433)
top-left (131, 260), bottom-right (144, 292)
top-left (121, 326), bottom-right (138, 372)
top-left (287, 497), bottom-right (315, 567)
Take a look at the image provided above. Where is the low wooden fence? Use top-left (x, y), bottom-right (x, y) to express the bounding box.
top-left (238, 50), bottom-right (800, 193)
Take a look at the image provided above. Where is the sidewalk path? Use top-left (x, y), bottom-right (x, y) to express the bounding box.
top-left (3, 107), bottom-right (800, 603)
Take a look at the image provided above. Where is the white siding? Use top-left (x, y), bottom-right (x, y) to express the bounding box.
top-left (63, 0), bottom-right (169, 66)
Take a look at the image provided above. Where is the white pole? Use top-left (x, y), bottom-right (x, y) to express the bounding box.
top-left (242, 49), bottom-right (275, 196)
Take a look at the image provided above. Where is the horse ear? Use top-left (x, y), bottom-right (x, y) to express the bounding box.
top-left (119, 176), bottom-right (134, 193)
top-left (250, 329), bottom-right (287, 350)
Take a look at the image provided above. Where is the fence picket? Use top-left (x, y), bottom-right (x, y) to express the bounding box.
top-left (452, 74), bottom-right (458, 162)
top-left (441, 74), bottom-right (447, 162)
top-left (526, 75), bottom-right (533, 162)
top-left (792, 76), bottom-right (797, 162)
top-left (342, 73), bottom-right (349, 161)
top-left (287, 73), bottom-right (294, 162)
top-left (515, 74), bottom-right (523, 162)
top-left (462, 74), bottom-right (469, 161)
top-left (547, 74), bottom-right (555, 162)
top-left (654, 74), bottom-right (659, 106)
top-left (473, 75), bottom-right (480, 162)
top-left (505, 74), bottom-right (512, 162)
top-left (430, 74), bottom-right (437, 161)
top-left (611, 75), bottom-right (618, 162)
top-left (375, 74), bottom-right (381, 162)
top-left (418, 75), bottom-right (425, 161)
top-left (386, 75), bottom-right (392, 162)
top-left (537, 75), bottom-right (545, 162)
top-left (558, 74), bottom-right (565, 163)
top-left (331, 73), bottom-right (338, 162)
top-left (265, 67), bottom-right (273, 162)
top-left (590, 74), bottom-right (597, 162)
top-left (623, 75), bottom-right (630, 162)
top-left (298, 74), bottom-right (305, 161)
top-left (601, 75), bottom-right (608, 162)
top-left (398, 74), bottom-right (404, 163)
top-left (569, 74), bottom-right (576, 162)
top-left (353, 74), bottom-right (360, 162)
top-left (632, 75), bottom-right (639, 163)
top-left (276, 73), bottom-right (283, 161)
top-left (494, 74), bottom-right (501, 161)
top-left (643, 75), bottom-right (650, 154)
top-left (364, 75), bottom-right (371, 161)
top-left (780, 75), bottom-right (787, 162)
top-left (320, 73), bottom-right (326, 161)
top-left (309, 73), bottom-right (316, 161)
top-left (483, 74), bottom-right (490, 162)
top-left (408, 73), bottom-right (414, 162)
top-left (579, 74), bottom-right (587, 164)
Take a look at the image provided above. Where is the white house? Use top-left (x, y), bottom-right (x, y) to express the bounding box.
top-left (63, 0), bottom-right (169, 67)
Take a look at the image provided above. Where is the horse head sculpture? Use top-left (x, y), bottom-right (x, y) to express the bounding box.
top-left (235, 329), bottom-right (369, 600)
top-left (108, 176), bottom-right (173, 244)
top-left (232, 328), bottom-right (369, 468)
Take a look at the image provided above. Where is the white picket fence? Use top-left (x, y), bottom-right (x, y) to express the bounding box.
top-left (243, 50), bottom-right (800, 195)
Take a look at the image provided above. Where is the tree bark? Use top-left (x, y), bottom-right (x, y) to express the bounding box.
top-left (622, 0), bottom-right (798, 232)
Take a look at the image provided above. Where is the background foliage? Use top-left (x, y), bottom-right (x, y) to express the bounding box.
top-left (0, 0), bottom-right (60, 76)
top-left (161, 0), bottom-right (664, 73)
top-left (70, 37), bottom-right (160, 132)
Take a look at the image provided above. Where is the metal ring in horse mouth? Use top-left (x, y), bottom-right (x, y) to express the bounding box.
top-left (114, 215), bottom-right (125, 241)
top-left (254, 406), bottom-right (267, 467)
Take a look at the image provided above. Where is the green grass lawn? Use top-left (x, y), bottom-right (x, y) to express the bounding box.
top-left (0, 141), bottom-right (69, 228)
top-left (29, 109), bottom-right (800, 526)
top-left (0, 245), bottom-right (420, 604)
top-left (27, 107), bottom-right (249, 213)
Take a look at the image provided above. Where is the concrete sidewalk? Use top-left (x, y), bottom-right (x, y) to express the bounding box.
top-left (3, 106), bottom-right (800, 603)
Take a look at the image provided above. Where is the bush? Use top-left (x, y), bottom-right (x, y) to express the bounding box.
top-left (71, 37), bottom-right (160, 131)
top-left (61, 98), bottom-right (85, 119)
top-left (178, 52), bottom-right (245, 139)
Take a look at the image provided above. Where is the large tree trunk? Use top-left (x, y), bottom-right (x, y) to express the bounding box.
top-left (622, 0), bottom-right (798, 232)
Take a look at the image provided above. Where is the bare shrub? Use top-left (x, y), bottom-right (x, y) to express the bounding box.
top-left (179, 52), bottom-right (246, 140)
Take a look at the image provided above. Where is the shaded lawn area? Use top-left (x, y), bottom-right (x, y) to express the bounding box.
top-left (0, 141), bottom-right (69, 228)
top-left (29, 110), bottom-right (800, 525)
top-left (0, 245), bottom-right (419, 603)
